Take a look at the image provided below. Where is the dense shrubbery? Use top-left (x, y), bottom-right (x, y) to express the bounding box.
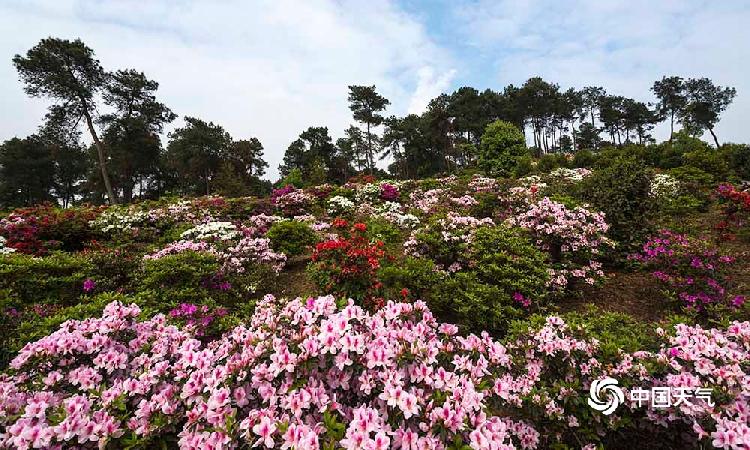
top-left (308, 220), bottom-right (389, 307)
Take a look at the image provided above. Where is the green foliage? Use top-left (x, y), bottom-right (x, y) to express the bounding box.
top-left (266, 221), bottom-right (318, 256)
top-left (139, 251), bottom-right (223, 308)
top-left (164, 117), bottom-right (233, 196)
top-left (583, 157), bottom-right (655, 251)
top-left (279, 168), bottom-right (305, 189)
top-left (570, 149), bottom-right (597, 168)
top-left (378, 256), bottom-right (440, 302)
top-left (659, 166), bottom-right (715, 217)
top-left (724, 143), bottom-right (750, 180)
top-left (508, 308), bottom-right (659, 361)
top-left (0, 252), bottom-right (92, 307)
top-left (0, 137), bottom-right (55, 207)
top-left (477, 120), bottom-right (528, 177)
top-left (432, 226), bottom-right (550, 333)
top-left (536, 153), bottom-right (568, 173)
top-left (683, 147), bottom-right (730, 181)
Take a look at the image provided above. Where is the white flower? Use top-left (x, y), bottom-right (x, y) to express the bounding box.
top-left (0, 236), bottom-right (16, 255)
top-left (327, 196), bottom-right (355, 215)
top-left (650, 173), bottom-right (680, 198)
top-left (181, 221), bottom-right (240, 241)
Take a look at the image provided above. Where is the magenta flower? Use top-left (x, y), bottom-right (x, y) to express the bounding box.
top-left (82, 278), bottom-right (96, 293)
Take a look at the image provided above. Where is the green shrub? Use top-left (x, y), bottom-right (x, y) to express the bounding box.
top-left (536, 153), bottom-right (568, 173)
top-left (139, 251), bottom-right (224, 309)
top-left (364, 217), bottom-right (403, 249)
top-left (431, 226), bottom-right (550, 333)
top-left (378, 256), bottom-right (440, 302)
top-left (266, 220), bottom-right (318, 256)
top-left (477, 120), bottom-right (528, 177)
top-left (683, 147), bottom-right (730, 181)
top-left (571, 149), bottom-right (597, 168)
top-left (0, 252), bottom-right (92, 307)
top-left (725, 143), bottom-right (750, 180)
top-left (583, 156), bottom-right (655, 252)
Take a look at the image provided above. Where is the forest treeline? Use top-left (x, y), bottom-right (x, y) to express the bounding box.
top-left (0, 37), bottom-right (741, 208)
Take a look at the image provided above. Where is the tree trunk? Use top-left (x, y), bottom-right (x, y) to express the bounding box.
top-left (366, 122), bottom-right (373, 175)
top-left (709, 127), bottom-right (721, 148)
top-left (83, 110), bottom-right (117, 204)
top-left (669, 112), bottom-right (675, 141)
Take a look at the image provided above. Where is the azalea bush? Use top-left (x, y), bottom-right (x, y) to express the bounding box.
top-left (431, 225), bottom-right (550, 332)
top-left (630, 230), bottom-right (745, 311)
top-left (716, 183), bottom-right (750, 240)
top-left (1, 297), bottom-right (748, 449)
top-left (507, 197), bottom-right (613, 290)
top-left (308, 220), bottom-right (388, 307)
top-left (404, 212), bottom-right (494, 273)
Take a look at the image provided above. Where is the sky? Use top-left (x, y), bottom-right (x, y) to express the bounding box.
top-left (1, 0), bottom-right (749, 180)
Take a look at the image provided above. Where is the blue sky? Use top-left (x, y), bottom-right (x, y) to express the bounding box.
top-left (1, 0), bottom-right (749, 180)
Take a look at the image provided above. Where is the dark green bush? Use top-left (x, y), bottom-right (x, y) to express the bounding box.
top-left (724, 143), bottom-right (750, 180)
top-left (139, 251), bottom-right (224, 308)
top-left (378, 256), bottom-right (440, 302)
top-left (266, 220), bottom-right (318, 256)
top-left (683, 147), bottom-right (730, 181)
top-left (570, 149), bottom-right (597, 168)
top-left (583, 156), bottom-right (655, 252)
top-left (0, 252), bottom-right (92, 307)
top-left (535, 153), bottom-right (568, 173)
top-left (432, 226), bottom-right (550, 333)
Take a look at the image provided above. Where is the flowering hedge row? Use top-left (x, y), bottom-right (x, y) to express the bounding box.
top-left (2, 296), bottom-right (748, 449)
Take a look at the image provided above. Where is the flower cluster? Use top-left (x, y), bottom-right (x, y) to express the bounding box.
top-left (0, 235), bottom-right (16, 255)
top-left (169, 303), bottom-right (228, 337)
top-left (507, 198), bottom-right (612, 289)
top-left (309, 221), bottom-right (387, 306)
top-left (630, 230), bottom-right (744, 310)
top-left (548, 167), bottom-right (592, 183)
top-left (0, 212), bottom-right (50, 255)
top-left (146, 200), bottom-right (203, 224)
top-left (180, 221), bottom-right (240, 241)
top-left (327, 195), bottom-right (356, 216)
top-left (405, 213), bottom-right (494, 272)
top-left (273, 188), bottom-right (317, 216)
top-left (379, 183), bottom-right (399, 201)
top-left (89, 206), bottom-right (149, 235)
top-left (225, 237), bottom-right (287, 274)
top-left (410, 188), bottom-right (447, 214)
top-left (716, 183), bottom-right (750, 239)
top-left (468, 175), bottom-right (498, 193)
top-left (374, 202), bottom-right (420, 229)
top-left (650, 173), bottom-right (681, 198)
top-left (144, 240), bottom-right (217, 260)
top-left (245, 214), bottom-right (284, 237)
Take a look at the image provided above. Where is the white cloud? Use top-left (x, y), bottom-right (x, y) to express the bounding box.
top-left (453, 0), bottom-right (750, 144)
top-left (407, 66), bottom-right (456, 114)
top-left (0, 0), bottom-right (454, 180)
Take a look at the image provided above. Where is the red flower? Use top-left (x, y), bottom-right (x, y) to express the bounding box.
top-left (332, 218), bottom-right (349, 228)
top-left (353, 223), bottom-right (367, 232)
